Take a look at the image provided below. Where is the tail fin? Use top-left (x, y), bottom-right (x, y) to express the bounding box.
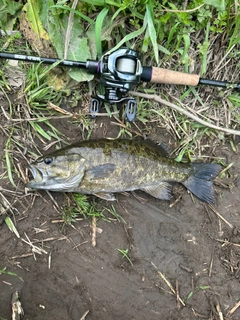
top-left (182, 163), bottom-right (221, 204)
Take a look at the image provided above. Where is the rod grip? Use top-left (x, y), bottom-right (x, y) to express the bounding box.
top-left (150, 67), bottom-right (200, 86)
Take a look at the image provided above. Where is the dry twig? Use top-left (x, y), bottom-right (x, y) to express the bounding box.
top-left (80, 310), bottom-right (90, 320)
top-left (11, 291), bottom-right (24, 320)
top-left (129, 91), bottom-right (240, 136)
top-left (227, 301), bottom-right (240, 317)
top-left (151, 261), bottom-right (185, 307)
top-left (216, 303), bottom-right (224, 320)
top-left (207, 204), bottom-right (233, 229)
top-left (21, 232), bottom-right (48, 260)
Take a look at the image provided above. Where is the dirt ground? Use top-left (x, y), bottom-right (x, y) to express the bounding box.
top-left (1, 98), bottom-right (240, 320)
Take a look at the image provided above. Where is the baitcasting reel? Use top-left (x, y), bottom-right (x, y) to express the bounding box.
top-left (89, 48), bottom-right (143, 121)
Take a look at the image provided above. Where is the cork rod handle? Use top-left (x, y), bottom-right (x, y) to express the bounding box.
top-left (150, 67), bottom-right (200, 86)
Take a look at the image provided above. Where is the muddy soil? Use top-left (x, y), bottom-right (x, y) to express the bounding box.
top-left (1, 105), bottom-right (240, 320)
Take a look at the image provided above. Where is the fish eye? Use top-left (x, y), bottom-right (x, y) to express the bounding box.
top-left (44, 157), bottom-right (53, 165)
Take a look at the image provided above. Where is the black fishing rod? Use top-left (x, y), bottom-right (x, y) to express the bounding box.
top-left (0, 48), bottom-right (239, 121)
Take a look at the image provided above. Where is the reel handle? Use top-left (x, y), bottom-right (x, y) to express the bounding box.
top-left (141, 66), bottom-right (200, 86)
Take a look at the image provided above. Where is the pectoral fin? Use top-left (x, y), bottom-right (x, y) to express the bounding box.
top-left (141, 182), bottom-right (172, 200)
top-left (93, 192), bottom-right (116, 201)
top-left (85, 163), bottom-right (116, 180)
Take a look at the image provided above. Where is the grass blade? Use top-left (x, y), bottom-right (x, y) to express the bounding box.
top-left (167, 22), bottom-right (180, 49)
top-left (30, 122), bottom-right (52, 140)
top-left (0, 267), bottom-right (24, 282)
top-left (5, 130), bottom-right (16, 187)
top-left (203, 0), bottom-right (225, 11)
top-left (200, 22), bottom-right (210, 76)
top-left (5, 216), bottom-right (20, 238)
top-left (95, 8), bottom-right (109, 58)
top-left (146, 3), bottom-right (159, 63)
top-left (180, 34), bottom-right (191, 72)
top-left (107, 14), bottom-right (147, 54)
top-left (50, 5), bottom-right (95, 24)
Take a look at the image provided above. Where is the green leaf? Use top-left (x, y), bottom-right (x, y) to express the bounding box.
top-left (158, 44), bottom-right (171, 55)
top-left (182, 34), bottom-right (190, 68)
top-left (68, 37), bottom-right (94, 82)
top-left (30, 122), bottom-right (52, 140)
top-left (77, 0), bottom-right (120, 5)
top-left (76, 0), bottom-right (105, 5)
top-left (0, 267), bottom-right (24, 282)
top-left (0, 0), bottom-right (22, 29)
top-left (196, 285), bottom-right (210, 290)
top-left (167, 22), bottom-right (180, 48)
top-left (107, 13), bottom-right (147, 54)
top-left (49, 4), bottom-right (94, 24)
top-left (86, 27), bottom-right (98, 58)
top-left (38, 0), bottom-right (55, 29)
top-left (203, 0), bottom-right (225, 11)
top-left (5, 217), bottom-right (20, 238)
top-left (175, 151), bottom-right (184, 162)
top-left (199, 22), bottom-right (210, 76)
top-left (95, 8), bottom-right (109, 58)
top-left (47, 11), bottom-right (93, 82)
top-left (142, 28), bottom-right (150, 52)
top-left (5, 131), bottom-right (16, 187)
top-left (5, 149), bottom-right (15, 187)
top-left (186, 291), bottom-right (194, 300)
top-left (146, 4), bottom-right (159, 63)
top-left (23, 0), bottom-right (50, 41)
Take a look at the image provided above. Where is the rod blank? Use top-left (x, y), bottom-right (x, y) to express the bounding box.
top-left (0, 52), bottom-right (87, 68)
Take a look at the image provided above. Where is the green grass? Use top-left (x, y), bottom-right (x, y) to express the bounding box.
top-left (103, 205), bottom-right (126, 223)
top-left (23, 62), bottom-right (62, 109)
top-left (62, 194), bottom-right (126, 229)
top-left (0, 56), bottom-right (69, 186)
top-left (62, 193), bottom-right (110, 226)
top-left (184, 285), bottom-right (210, 303)
top-left (118, 248), bottom-right (133, 266)
top-left (0, 267), bottom-right (24, 282)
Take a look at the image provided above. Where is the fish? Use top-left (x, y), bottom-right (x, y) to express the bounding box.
top-left (26, 139), bottom-right (221, 203)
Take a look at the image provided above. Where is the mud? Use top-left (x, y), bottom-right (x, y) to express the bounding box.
top-left (1, 110), bottom-right (240, 320)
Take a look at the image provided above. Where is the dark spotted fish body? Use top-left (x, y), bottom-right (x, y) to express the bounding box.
top-left (26, 139), bottom-right (221, 203)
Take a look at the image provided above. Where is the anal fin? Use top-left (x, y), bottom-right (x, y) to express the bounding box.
top-left (141, 182), bottom-right (172, 200)
top-left (93, 192), bottom-right (116, 201)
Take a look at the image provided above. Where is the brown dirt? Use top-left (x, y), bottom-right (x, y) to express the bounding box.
top-left (1, 100), bottom-right (240, 320)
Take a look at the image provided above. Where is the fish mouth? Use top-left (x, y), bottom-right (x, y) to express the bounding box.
top-left (26, 165), bottom-right (46, 189)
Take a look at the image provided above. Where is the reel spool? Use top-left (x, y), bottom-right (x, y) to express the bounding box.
top-left (116, 57), bottom-right (137, 74)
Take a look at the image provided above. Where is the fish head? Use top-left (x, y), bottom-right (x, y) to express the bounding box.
top-left (26, 153), bottom-right (85, 192)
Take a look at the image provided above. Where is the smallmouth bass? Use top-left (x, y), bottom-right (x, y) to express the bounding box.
top-left (26, 139), bottom-right (221, 203)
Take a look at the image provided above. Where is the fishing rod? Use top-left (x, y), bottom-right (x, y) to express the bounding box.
top-left (0, 48), bottom-right (239, 121)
